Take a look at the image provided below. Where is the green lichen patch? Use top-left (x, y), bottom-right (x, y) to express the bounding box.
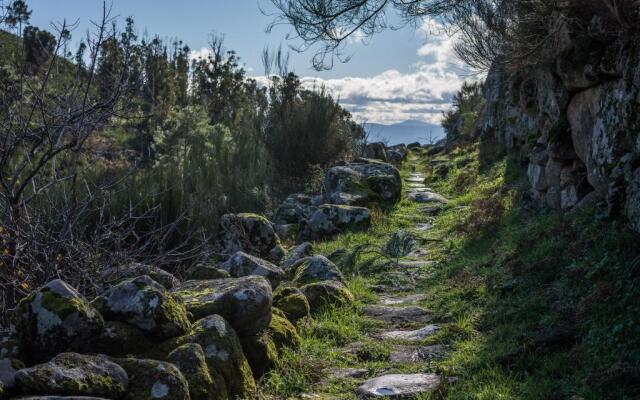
top-left (15, 353), bottom-right (128, 398)
top-left (114, 357), bottom-right (189, 400)
top-left (168, 343), bottom-right (228, 400)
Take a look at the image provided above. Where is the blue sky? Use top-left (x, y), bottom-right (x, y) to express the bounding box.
top-left (25, 0), bottom-right (470, 125)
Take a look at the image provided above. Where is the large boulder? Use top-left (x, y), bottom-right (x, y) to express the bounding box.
top-left (218, 213), bottom-right (285, 263)
top-left (300, 204), bottom-right (371, 241)
top-left (291, 255), bottom-right (345, 286)
top-left (16, 280), bottom-right (104, 363)
top-left (92, 275), bottom-right (190, 341)
top-left (177, 315), bottom-right (255, 399)
top-left (171, 276), bottom-right (272, 337)
top-left (363, 142), bottom-right (388, 161)
top-left (168, 343), bottom-right (227, 400)
top-left (15, 353), bottom-right (127, 398)
top-left (273, 286), bottom-right (310, 322)
top-left (300, 280), bottom-right (354, 314)
top-left (323, 159), bottom-right (402, 207)
top-left (99, 263), bottom-right (179, 290)
top-left (115, 358), bottom-right (189, 400)
top-left (220, 252), bottom-right (285, 288)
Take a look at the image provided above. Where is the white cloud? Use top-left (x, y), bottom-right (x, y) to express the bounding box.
top-left (252, 18), bottom-right (476, 125)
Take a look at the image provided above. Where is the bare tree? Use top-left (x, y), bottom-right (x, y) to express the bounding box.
top-left (267, 0), bottom-right (639, 71)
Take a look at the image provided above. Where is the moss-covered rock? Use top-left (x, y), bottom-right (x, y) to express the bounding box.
top-left (176, 315), bottom-right (256, 399)
top-left (171, 276), bottom-right (272, 337)
top-left (267, 311), bottom-right (301, 352)
top-left (323, 158), bottom-right (402, 207)
top-left (239, 310), bottom-right (300, 379)
top-left (300, 280), bottom-right (354, 314)
top-left (92, 275), bottom-right (190, 341)
top-left (114, 358), bottom-right (188, 400)
top-left (100, 263), bottom-right (180, 290)
top-left (282, 242), bottom-right (314, 270)
top-left (220, 252), bottom-right (285, 288)
top-left (273, 286), bottom-right (310, 322)
top-left (168, 343), bottom-right (228, 400)
top-left (183, 264), bottom-right (230, 280)
top-left (300, 204), bottom-right (371, 241)
top-left (292, 255), bottom-right (345, 286)
top-left (91, 321), bottom-right (154, 357)
top-left (15, 353), bottom-right (127, 398)
top-left (218, 213), bottom-right (285, 263)
top-left (16, 279), bottom-right (104, 363)
top-left (239, 331), bottom-right (278, 379)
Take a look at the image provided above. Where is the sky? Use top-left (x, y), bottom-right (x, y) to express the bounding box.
top-left (24, 0), bottom-right (471, 125)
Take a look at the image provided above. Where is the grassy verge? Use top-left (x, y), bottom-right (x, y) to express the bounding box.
top-left (260, 145), bottom-right (640, 400)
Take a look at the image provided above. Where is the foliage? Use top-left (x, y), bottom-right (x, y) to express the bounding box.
top-left (442, 81), bottom-right (485, 143)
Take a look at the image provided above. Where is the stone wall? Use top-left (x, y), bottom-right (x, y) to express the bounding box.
top-left (477, 8), bottom-right (640, 230)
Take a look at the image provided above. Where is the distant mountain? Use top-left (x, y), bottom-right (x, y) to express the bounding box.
top-left (363, 120), bottom-right (444, 146)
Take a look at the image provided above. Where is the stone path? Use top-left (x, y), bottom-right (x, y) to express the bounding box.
top-left (305, 158), bottom-right (451, 399)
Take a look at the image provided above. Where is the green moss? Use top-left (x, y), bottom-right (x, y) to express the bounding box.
top-left (115, 358), bottom-right (190, 400)
top-left (268, 312), bottom-right (301, 351)
top-left (273, 288), bottom-right (310, 322)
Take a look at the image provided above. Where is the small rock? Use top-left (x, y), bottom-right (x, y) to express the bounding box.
top-left (172, 276), bottom-right (273, 336)
top-left (363, 305), bottom-right (433, 326)
top-left (300, 281), bottom-right (354, 314)
top-left (379, 325), bottom-right (440, 341)
top-left (15, 353), bottom-right (128, 398)
top-left (92, 275), bottom-right (191, 340)
top-left (115, 358), bottom-right (189, 400)
top-left (380, 294), bottom-right (426, 306)
top-left (328, 367), bottom-right (369, 380)
top-left (282, 242), bottom-right (314, 270)
top-left (273, 286), bottom-right (311, 322)
top-left (356, 373), bottom-right (442, 398)
top-left (92, 321), bottom-right (153, 356)
top-left (292, 255), bottom-right (345, 286)
top-left (407, 191), bottom-right (449, 204)
top-left (388, 345), bottom-right (448, 363)
top-left (220, 251), bottom-right (285, 288)
top-left (363, 142), bottom-right (388, 161)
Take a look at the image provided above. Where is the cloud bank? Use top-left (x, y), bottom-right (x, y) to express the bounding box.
top-left (297, 21), bottom-right (469, 125)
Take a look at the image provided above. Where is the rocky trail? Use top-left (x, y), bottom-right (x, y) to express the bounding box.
top-left (297, 157), bottom-right (454, 399)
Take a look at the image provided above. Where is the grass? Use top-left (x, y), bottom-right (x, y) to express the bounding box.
top-left (260, 145), bottom-right (640, 399)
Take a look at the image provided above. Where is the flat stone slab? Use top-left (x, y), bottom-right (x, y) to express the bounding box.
top-left (414, 223), bottom-right (433, 231)
top-left (328, 367), bottom-right (369, 380)
top-left (408, 191), bottom-right (449, 204)
top-left (380, 294), bottom-right (427, 306)
top-left (406, 177), bottom-right (425, 184)
top-left (406, 183), bottom-right (428, 189)
top-left (380, 324), bottom-right (440, 341)
top-left (395, 260), bottom-right (433, 269)
top-left (405, 249), bottom-right (430, 258)
top-left (363, 305), bottom-right (433, 325)
top-left (419, 206), bottom-right (443, 215)
top-left (356, 373), bottom-right (442, 398)
top-left (389, 344), bottom-right (448, 363)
